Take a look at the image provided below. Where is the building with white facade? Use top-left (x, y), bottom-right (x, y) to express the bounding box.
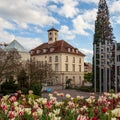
top-left (30, 28), bottom-right (85, 86)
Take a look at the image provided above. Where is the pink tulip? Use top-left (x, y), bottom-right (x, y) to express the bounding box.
top-left (9, 96), bottom-right (17, 103)
top-left (8, 111), bottom-right (16, 119)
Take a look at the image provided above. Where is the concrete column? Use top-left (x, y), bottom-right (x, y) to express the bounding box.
top-left (109, 68), bottom-right (111, 91)
top-left (99, 42), bottom-right (102, 93)
top-left (114, 41), bottom-right (117, 93)
top-left (104, 40), bottom-right (107, 92)
top-left (94, 44), bottom-right (96, 92)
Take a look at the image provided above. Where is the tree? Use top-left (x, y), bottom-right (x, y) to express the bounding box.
top-left (0, 48), bottom-right (22, 83)
top-left (17, 69), bottom-right (28, 89)
top-left (84, 73), bottom-right (92, 83)
top-left (25, 59), bottom-right (55, 88)
top-left (66, 79), bottom-right (72, 89)
top-left (93, 0), bottom-right (115, 92)
top-left (93, 0), bottom-right (114, 44)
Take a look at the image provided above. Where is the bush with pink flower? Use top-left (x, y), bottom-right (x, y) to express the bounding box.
top-left (0, 90), bottom-right (120, 120)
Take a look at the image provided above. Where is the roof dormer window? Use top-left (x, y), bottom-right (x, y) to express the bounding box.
top-left (68, 48), bottom-right (70, 52)
top-left (43, 49), bottom-right (47, 53)
top-left (36, 50), bottom-right (40, 54)
top-left (72, 49), bottom-right (74, 52)
top-left (76, 49), bottom-right (78, 53)
top-left (31, 50), bottom-right (34, 55)
top-left (50, 48), bottom-right (54, 52)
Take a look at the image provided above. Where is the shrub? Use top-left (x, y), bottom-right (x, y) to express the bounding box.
top-left (30, 84), bottom-right (42, 96)
top-left (76, 86), bottom-right (94, 92)
top-left (1, 80), bottom-right (20, 95)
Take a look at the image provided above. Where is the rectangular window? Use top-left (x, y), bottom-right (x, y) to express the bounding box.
top-left (49, 38), bottom-right (52, 41)
top-left (55, 64), bottom-right (58, 71)
top-left (72, 64), bottom-right (75, 72)
top-left (66, 56), bottom-right (68, 62)
top-left (65, 64), bottom-right (68, 72)
top-left (49, 56), bottom-right (52, 62)
top-left (55, 56), bottom-right (58, 62)
top-left (79, 76), bottom-right (81, 85)
top-left (79, 58), bottom-right (81, 63)
top-left (79, 65), bottom-right (81, 72)
top-left (73, 57), bottom-right (75, 63)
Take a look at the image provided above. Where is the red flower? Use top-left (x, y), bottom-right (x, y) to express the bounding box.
top-left (11, 106), bottom-right (15, 111)
top-left (117, 117), bottom-right (120, 120)
top-left (101, 107), bottom-right (107, 113)
top-left (94, 109), bottom-right (98, 115)
top-left (8, 111), bottom-right (15, 119)
top-left (92, 117), bottom-right (98, 120)
top-left (46, 101), bottom-right (52, 110)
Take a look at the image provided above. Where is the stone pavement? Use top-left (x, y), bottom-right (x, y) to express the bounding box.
top-left (42, 85), bottom-right (101, 99)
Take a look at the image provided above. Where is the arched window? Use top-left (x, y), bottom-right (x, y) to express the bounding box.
top-left (49, 56), bottom-right (52, 62)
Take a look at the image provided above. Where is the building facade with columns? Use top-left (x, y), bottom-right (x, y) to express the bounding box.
top-left (30, 28), bottom-right (85, 86)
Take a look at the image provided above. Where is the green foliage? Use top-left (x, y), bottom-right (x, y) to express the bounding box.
top-left (21, 87), bottom-right (28, 94)
top-left (84, 73), bottom-right (92, 83)
top-left (76, 86), bottom-right (94, 92)
top-left (30, 84), bottom-right (42, 96)
top-left (21, 113), bottom-right (33, 120)
top-left (65, 79), bottom-right (72, 89)
top-left (1, 80), bottom-right (20, 95)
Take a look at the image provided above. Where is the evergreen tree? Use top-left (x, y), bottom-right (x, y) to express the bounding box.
top-left (93, 0), bottom-right (115, 92)
top-left (94, 0), bottom-right (114, 44)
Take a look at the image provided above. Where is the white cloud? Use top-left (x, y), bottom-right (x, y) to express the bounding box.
top-left (0, 17), bottom-right (15, 30)
top-left (48, 0), bottom-right (79, 18)
top-left (73, 16), bottom-right (91, 35)
top-left (81, 9), bottom-right (97, 23)
top-left (0, 28), bottom-right (42, 50)
top-left (0, 32), bottom-right (42, 50)
top-left (115, 16), bottom-right (120, 24)
top-left (0, 0), bottom-right (59, 30)
top-left (48, 5), bottom-right (58, 12)
top-left (16, 37), bottom-right (42, 50)
top-left (58, 0), bottom-right (79, 18)
top-left (59, 25), bottom-right (75, 40)
top-left (72, 8), bottom-right (97, 35)
top-left (110, 0), bottom-right (120, 14)
top-left (109, 0), bottom-right (120, 25)
top-left (79, 48), bottom-right (93, 63)
top-left (0, 30), bottom-right (15, 43)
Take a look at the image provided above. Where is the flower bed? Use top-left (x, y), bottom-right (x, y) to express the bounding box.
top-left (0, 90), bottom-right (120, 120)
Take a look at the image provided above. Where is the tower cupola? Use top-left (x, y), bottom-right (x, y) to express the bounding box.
top-left (48, 28), bottom-right (58, 44)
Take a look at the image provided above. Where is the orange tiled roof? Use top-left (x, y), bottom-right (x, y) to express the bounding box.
top-left (30, 40), bottom-right (85, 56)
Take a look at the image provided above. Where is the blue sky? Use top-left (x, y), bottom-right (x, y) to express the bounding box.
top-left (0, 0), bottom-right (120, 63)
